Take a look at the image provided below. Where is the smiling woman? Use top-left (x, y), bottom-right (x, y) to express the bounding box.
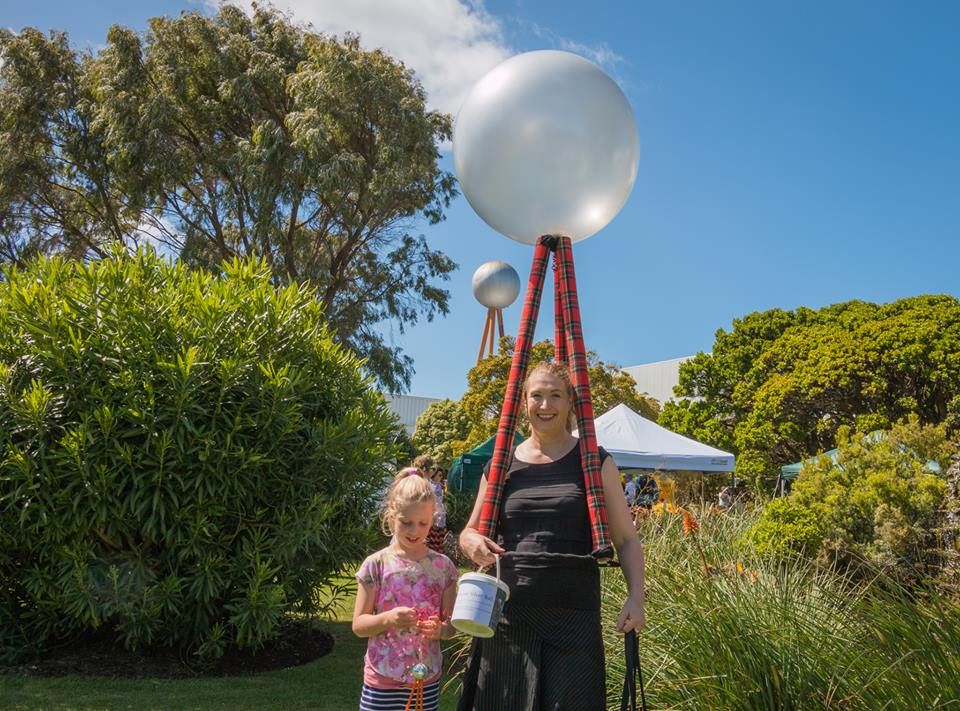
top-left (457, 363), bottom-right (647, 711)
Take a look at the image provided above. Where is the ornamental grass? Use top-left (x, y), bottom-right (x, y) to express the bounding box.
top-left (601, 506), bottom-right (960, 710)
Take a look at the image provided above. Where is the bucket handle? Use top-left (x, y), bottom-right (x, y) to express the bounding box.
top-left (481, 554), bottom-right (501, 583)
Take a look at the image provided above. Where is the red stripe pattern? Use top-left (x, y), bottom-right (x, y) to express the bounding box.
top-left (553, 257), bottom-right (568, 365)
top-left (478, 235), bottom-right (612, 558)
top-left (477, 238), bottom-right (551, 543)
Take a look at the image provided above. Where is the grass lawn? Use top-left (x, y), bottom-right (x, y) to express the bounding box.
top-left (0, 586), bottom-right (462, 711)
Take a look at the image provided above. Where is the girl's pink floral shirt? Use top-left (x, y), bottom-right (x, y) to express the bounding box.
top-left (356, 547), bottom-right (458, 688)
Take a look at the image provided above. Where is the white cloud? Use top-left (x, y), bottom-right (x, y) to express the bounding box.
top-left (212, 0), bottom-right (512, 117)
top-left (525, 21), bottom-right (626, 77)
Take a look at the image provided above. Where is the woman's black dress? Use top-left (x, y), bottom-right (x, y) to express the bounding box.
top-left (457, 444), bottom-right (610, 711)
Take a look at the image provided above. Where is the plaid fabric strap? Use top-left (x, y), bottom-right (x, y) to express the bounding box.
top-left (553, 257), bottom-right (568, 365)
top-left (477, 238), bottom-right (552, 539)
top-left (554, 237), bottom-right (612, 557)
top-left (478, 235), bottom-right (612, 557)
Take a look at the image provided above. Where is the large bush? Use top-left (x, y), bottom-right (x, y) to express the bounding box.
top-left (0, 249), bottom-right (400, 661)
top-left (746, 419), bottom-right (952, 580)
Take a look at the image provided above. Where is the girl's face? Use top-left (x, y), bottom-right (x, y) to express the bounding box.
top-left (392, 500), bottom-right (434, 556)
top-left (525, 371), bottom-right (573, 435)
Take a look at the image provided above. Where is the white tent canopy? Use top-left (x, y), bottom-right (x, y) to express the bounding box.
top-left (574, 403), bottom-right (735, 472)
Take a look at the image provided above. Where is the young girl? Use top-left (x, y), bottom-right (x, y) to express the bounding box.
top-left (353, 468), bottom-right (459, 711)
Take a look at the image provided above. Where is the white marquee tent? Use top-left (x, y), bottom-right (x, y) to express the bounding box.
top-left (574, 403), bottom-right (735, 472)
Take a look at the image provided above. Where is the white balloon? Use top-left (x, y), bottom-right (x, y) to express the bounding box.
top-left (472, 260), bottom-right (521, 309)
top-left (454, 50), bottom-right (639, 244)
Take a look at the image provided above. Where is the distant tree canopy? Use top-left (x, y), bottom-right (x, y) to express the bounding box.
top-left (0, 5), bottom-right (457, 392)
top-left (412, 398), bottom-right (472, 469)
top-left (659, 295), bottom-right (960, 484)
top-left (458, 337), bottom-right (660, 450)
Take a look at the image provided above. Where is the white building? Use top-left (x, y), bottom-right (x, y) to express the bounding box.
top-left (621, 355), bottom-right (694, 406)
top-left (385, 394), bottom-right (442, 435)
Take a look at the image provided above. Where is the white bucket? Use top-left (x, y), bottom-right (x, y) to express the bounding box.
top-left (450, 557), bottom-right (510, 638)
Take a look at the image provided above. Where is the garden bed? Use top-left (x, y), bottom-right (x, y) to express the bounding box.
top-left (7, 619), bottom-right (333, 679)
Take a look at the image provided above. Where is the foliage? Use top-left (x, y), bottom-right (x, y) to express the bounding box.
top-left (458, 337), bottom-right (659, 449)
top-left (412, 399), bottom-right (471, 468)
top-left (0, 5), bottom-right (458, 391)
top-left (746, 419), bottom-right (952, 580)
top-left (0, 248), bottom-right (400, 661)
top-left (392, 426), bottom-right (419, 467)
top-left (744, 497), bottom-right (824, 558)
top-left (940, 454), bottom-right (960, 598)
top-left (601, 507), bottom-right (960, 710)
top-left (659, 296), bottom-right (960, 485)
top-left (442, 489), bottom-right (475, 539)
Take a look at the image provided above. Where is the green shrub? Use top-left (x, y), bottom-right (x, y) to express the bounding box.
top-left (791, 422), bottom-right (949, 579)
top-left (745, 497), bottom-right (823, 558)
top-left (743, 420), bottom-right (953, 582)
top-left (0, 249), bottom-right (400, 661)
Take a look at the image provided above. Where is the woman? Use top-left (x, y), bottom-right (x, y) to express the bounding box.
top-left (458, 363), bottom-right (646, 711)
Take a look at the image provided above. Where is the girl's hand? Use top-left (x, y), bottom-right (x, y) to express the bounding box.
top-left (460, 530), bottom-right (504, 568)
top-left (417, 615), bottom-right (442, 640)
top-left (616, 594), bottom-right (646, 634)
top-left (384, 606), bottom-right (418, 630)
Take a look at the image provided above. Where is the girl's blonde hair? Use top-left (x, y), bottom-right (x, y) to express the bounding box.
top-left (523, 362), bottom-right (578, 432)
top-left (381, 467), bottom-right (436, 535)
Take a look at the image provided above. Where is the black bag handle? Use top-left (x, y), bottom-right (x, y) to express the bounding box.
top-left (620, 629), bottom-right (648, 711)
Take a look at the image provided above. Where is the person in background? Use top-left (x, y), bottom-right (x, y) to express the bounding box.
top-left (623, 472), bottom-right (638, 507)
top-left (635, 474), bottom-right (659, 510)
top-left (427, 467), bottom-right (448, 554)
top-left (411, 455), bottom-right (448, 555)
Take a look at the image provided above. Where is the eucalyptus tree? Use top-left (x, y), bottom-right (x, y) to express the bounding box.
top-left (0, 6), bottom-right (457, 390)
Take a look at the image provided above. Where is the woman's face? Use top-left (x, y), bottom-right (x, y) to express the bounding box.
top-left (525, 371), bottom-right (573, 435)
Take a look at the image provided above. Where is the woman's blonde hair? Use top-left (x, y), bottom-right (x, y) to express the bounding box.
top-left (523, 362), bottom-right (578, 432)
top-left (381, 467), bottom-right (436, 535)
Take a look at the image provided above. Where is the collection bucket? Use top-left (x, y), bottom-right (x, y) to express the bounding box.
top-left (450, 556), bottom-right (510, 638)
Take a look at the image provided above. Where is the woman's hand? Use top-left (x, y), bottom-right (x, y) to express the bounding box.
top-left (616, 594), bottom-right (646, 634)
top-left (383, 606), bottom-right (418, 630)
top-left (460, 529), bottom-right (505, 568)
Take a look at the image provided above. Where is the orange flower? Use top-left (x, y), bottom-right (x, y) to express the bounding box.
top-left (682, 509), bottom-right (700, 536)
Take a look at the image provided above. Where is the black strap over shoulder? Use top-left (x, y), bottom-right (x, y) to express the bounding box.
top-left (620, 630), bottom-right (648, 711)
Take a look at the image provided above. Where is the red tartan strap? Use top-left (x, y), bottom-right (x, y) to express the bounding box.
top-left (477, 238), bottom-right (552, 539)
top-left (554, 237), bottom-right (612, 557)
top-left (553, 257), bottom-right (568, 365)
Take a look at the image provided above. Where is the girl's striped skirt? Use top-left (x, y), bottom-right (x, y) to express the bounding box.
top-left (359, 680), bottom-right (440, 711)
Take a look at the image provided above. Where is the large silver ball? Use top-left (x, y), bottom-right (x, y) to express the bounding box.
top-left (454, 50), bottom-right (639, 244)
top-left (472, 261), bottom-right (521, 309)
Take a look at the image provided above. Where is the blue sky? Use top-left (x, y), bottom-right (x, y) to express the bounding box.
top-left (7, 1), bottom-right (960, 400)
